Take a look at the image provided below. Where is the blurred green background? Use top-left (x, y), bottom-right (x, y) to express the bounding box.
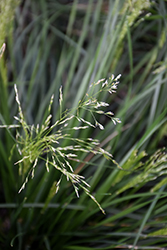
top-left (0, 0), bottom-right (167, 249)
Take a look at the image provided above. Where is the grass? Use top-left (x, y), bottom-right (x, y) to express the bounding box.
top-left (0, 0), bottom-right (167, 249)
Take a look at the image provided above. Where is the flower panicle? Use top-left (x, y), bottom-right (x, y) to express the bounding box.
top-left (12, 74), bottom-right (121, 214)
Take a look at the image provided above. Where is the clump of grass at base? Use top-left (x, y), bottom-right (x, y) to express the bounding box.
top-left (8, 74), bottom-right (121, 214)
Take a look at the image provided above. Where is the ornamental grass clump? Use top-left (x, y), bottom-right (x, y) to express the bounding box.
top-left (9, 75), bottom-right (121, 214)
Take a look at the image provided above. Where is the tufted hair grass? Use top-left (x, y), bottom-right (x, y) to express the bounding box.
top-left (1, 0), bottom-right (167, 249)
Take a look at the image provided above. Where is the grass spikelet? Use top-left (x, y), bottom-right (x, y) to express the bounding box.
top-left (0, 43), bottom-right (6, 58)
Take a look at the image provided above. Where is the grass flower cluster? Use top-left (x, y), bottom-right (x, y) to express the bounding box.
top-left (9, 75), bottom-right (121, 214)
top-left (0, 0), bottom-right (20, 46)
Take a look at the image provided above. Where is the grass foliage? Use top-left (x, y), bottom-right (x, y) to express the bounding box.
top-left (0, 0), bottom-right (167, 249)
